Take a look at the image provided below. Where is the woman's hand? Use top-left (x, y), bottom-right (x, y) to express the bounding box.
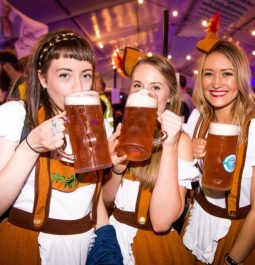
top-left (192, 138), bottom-right (206, 158)
top-left (158, 110), bottom-right (182, 146)
top-left (108, 123), bottom-right (128, 173)
top-left (26, 112), bottom-right (66, 153)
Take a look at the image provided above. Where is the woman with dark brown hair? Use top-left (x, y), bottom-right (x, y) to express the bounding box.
top-left (0, 29), bottom-right (119, 265)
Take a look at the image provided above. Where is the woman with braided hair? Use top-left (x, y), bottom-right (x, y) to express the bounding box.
top-left (0, 29), bottom-right (122, 265)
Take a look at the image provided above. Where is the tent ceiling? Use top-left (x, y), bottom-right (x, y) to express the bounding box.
top-left (8, 0), bottom-right (255, 79)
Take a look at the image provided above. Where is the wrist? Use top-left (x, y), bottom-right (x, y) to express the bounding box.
top-left (112, 166), bottom-right (126, 175)
top-left (224, 253), bottom-right (243, 265)
top-left (25, 136), bottom-right (41, 154)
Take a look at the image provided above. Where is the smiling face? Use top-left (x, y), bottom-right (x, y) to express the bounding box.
top-left (38, 57), bottom-right (93, 111)
top-left (202, 52), bottom-right (239, 117)
top-left (130, 63), bottom-right (170, 114)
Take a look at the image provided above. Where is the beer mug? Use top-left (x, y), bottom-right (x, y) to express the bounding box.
top-left (57, 90), bottom-right (112, 173)
top-left (202, 122), bottom-right (240, 191)
top-left (116, 89), bottom-right (167, 161)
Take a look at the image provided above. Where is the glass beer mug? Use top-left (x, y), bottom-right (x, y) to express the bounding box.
top-left (57, 90), bottom-right (112, 173)
top-left (202, 122), bottom-right (240, 191)
top-left (116, 89), bottom-right (167, 161)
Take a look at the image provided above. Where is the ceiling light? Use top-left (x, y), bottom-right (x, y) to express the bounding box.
top-left (186, 55), bottom-right (191, 60)
top-left (98, 41), bottom-right (104, 48)
top-left (167, 54), bottom-right (172, 59)
top-left (138, 0), bottom-right (143, 4)
top-left (252, 50), bottom-right (255, 56)
top-left (147, 52), bottom-right (152, 57)
top-left (251, 30), bottom-right (255, 36)
top-left (201, 20), bottom-right (208, 27)
top-left (172, 10), bottom-right (178, 17)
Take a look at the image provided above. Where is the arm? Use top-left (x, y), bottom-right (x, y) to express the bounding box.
top-left (227, 168), bottom-right (255, 264)
top-left (0, 112), bottom-right (66, 215)
top-left (0, 138), bottom-right (39, 214)
top-left (150, 110), bottom-right (193, 232)
top-left (102, 123), bottom-right (127, 207)
top-left (95, 190), bottom-right (109, 229)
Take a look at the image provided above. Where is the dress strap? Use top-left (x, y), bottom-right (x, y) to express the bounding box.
top-left (227, 113), bottom-right (255, 218)
top-left (113, 173), bottom-right (154, 230)
top-left (32, 155), bottom-right (51, 229)
top-left (193, 113), bottom-right (255, 219)
top-left (8, 207), bottom-right (93, 234)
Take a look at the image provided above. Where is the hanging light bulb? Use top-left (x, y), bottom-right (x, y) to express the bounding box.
top-left (172, 10), bottom-right (178, 17)
top-left (98, 41), bottom-right (104, 48)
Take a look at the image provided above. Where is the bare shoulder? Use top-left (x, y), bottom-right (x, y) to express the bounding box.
top-left (178, 132), bottom-right (193, 161)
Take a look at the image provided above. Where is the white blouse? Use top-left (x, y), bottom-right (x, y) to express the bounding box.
top-left (0, 101), bottom-right (103, 265)
top-left (182, 109), bottom-right (255, 264)
top-left (110, 160), bottom-right (199, 265)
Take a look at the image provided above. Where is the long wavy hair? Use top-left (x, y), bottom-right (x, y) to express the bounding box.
top-left (193, 40), bottom-right (255, 142)
top-left (129, 55), bottom-right (181, 190)
top-left (25, 29), bottom-right (95, 130)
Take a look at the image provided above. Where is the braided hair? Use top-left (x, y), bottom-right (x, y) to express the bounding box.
top-left (25, 29), bottom-right (95, 130)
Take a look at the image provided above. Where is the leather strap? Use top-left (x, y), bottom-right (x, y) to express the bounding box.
top-left (113, 207), bottom-right (153, 231)
top-left (8, 207), bottom-right (93, 235)
top-left (32, 155), bottom-right (51, 229)
top-left (113, 182), bottom-right (153, 230)
top-left (195, 188), bottom-right (250, 220)
top-left (227, 113), bottom-right (254, 218)
top-left (193, 113), bottom-right (255, 219)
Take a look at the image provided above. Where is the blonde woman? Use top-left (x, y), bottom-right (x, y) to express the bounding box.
top-left (103, 55), bottom-right (198, 265)
top-left (182, 40), bottom-right (255, 265)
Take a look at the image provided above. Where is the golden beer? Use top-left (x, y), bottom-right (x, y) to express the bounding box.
top-left (117, 89), bottom-right (157, 161)
top-left (61, 91), bottom-right (112, 173)
top-left (202, 123), bottom-right (240, 191)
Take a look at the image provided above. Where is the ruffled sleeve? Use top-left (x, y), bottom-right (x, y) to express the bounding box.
top-left (246, 118), bottom-right (255, 166)
top-left (182, 108), bottom-right (201, 138)
top-left (178, 159), bottom-right (199, 189)
top-left (0, 101), bottom-right (26, 142)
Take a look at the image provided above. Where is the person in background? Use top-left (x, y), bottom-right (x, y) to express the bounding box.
top-left (179, 74), bottom-right (194, 122)
top-left (103, 55), bottom-right (198, 265)
top-left (0, 62), bottom-right (11, 104)
top-left (0, 50), bottom-right (26, 100)
top-left (94, 72), bottom-right (114, 133)
top-left (0, 29), bottom-right (121, 265)
top-left (182, 40), bottom-right (255, 265)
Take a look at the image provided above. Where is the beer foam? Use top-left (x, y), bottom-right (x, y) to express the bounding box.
top-left (126, 89), bottom-right (157, 108)
top-left (209, 122), bottom-right (240, 136)
top-left (65, 91), bottom-right (100, 105)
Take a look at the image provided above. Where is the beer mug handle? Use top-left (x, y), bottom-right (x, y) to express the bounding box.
top-left (56, 146), bottom-right (75, 161)
top-left (153, 131), bottom-right (168, 146)
top-left (55, 135), bottom-right (75, 161)
top-left (195, 158), bottom-right (204, 174)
